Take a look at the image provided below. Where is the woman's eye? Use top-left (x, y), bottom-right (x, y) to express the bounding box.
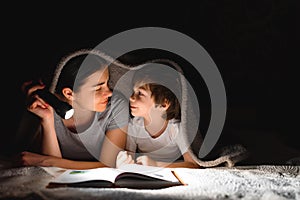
top-left (96, 87), bottom-right (101, 91)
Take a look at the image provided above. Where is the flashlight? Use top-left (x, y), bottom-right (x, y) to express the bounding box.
top-left (35, 89), bottom-right (74, 119)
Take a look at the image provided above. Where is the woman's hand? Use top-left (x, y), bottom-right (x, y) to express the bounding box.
top-left (21, 79), bottom-right (45, 98)
top-left (21, 151), bottom-right (53, 167)
top-left (22, 80), bottom-right (54, 121)
top-left (28, 95), bottom-right (54, 121)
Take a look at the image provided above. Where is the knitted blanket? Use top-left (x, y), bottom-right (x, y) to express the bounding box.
top-left (0, 159), bottom-right (299, 200)
top-left (45, 49), bottom-right (249, 167)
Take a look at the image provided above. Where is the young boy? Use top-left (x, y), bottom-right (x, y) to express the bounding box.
top-left (116, 64), bottom-right (199, 168)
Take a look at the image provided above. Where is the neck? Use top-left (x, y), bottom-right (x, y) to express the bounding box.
top-left (144, 116), bottom-right (168, 138)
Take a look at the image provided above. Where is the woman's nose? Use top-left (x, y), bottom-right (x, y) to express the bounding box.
top-left (103, 86), bottom-right (112, 98)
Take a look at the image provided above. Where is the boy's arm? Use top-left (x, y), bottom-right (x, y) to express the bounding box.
top-left (136, 150), bottom-right (200, 168)
top-left (158, 151), bottom-right (200, 168)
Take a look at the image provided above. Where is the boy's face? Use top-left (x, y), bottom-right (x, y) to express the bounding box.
top-left (73, 67), bottom-right (112, 112)
top-left (129, 85), bottom-right (156, 118)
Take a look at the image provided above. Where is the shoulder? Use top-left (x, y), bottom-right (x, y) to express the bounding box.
top-left (129, 117), bottom-right (144, 126)
top-left (110, 90), bottom-right (129, 107)
top-left (169, 119), bottom-right (181, 127)
top-left (167, 119), bottom-right (181, 139)
top-left (96, 90), bottom-right (129, 122)
top-left (128, 117), bottom-right (144, 133)
top-left (105, 90), bottom-right (129, 115)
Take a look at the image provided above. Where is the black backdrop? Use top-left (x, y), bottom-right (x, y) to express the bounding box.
top-left (1, 1), bottom-right (299, 164)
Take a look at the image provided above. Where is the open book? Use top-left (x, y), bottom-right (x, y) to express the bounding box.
top-left (47, 164), bottom-right (186, 189)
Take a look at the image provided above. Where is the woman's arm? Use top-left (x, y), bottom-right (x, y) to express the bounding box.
top-left (21, 151), bottom-right (106, 169)
top-left (21, 126), bottom-right (128, 169)
top-left (24, 82), bottom-right (62, 157)
top-left (40, 119), bottom-right (62, 157)
top-left (99, 126), bottom-right (128, 168)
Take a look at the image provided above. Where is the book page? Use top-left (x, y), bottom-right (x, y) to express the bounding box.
top-left (51, 168), bottom-right (122, 184)
top-left (118, 164), bottom-right (179, 182)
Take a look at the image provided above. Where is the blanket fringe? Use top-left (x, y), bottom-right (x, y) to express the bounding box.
top-left (189, 144), bottom-right (249, 168)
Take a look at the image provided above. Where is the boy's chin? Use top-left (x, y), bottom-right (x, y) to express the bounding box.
top-left (131, 113), bottom-right (142, 118)
top-left (130, 111), bottom-right (137, 117)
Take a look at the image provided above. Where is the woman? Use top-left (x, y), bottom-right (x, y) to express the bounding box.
top-left (20, 49), bottom-right (130, 169)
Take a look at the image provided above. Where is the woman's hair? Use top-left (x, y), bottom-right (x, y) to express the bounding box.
top-left (50, 49), bottom-right (126, 98)
top-left (132, 64), bottom-right (181, 120)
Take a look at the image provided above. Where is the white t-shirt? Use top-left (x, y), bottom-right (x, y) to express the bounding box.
top-left (126, 117), bottom-right (188, 162)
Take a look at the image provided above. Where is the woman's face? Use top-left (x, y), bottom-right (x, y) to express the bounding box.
top-left (73, 67), bottom-right (112, 112)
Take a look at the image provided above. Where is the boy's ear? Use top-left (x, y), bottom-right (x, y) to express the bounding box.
top-left (161, 99), bottom-right (170, 110)
top-left (62, 88), bottom-right (74, 101)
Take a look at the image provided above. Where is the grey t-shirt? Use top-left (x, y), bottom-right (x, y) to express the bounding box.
top-left (55, 92), bottom-right (129, 161)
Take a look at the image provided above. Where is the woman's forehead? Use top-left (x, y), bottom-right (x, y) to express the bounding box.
top-left (83, 67), bottom-right (109, 86)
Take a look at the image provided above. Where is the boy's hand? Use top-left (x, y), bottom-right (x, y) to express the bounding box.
top-left (116, 151), bottom-right (134, 168)
top-left (136, 155), bottom-right (157, 167)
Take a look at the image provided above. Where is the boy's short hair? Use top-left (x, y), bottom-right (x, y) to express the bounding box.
top-left (132, 63), bottom-right (181, 120)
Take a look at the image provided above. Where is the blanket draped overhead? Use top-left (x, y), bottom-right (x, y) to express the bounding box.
top-left (55, 49), bottom-right (248, 167)
top-left (18, 48), bottom-right (248, 167)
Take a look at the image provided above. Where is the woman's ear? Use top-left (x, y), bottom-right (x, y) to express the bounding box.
top-left (62, 88), bottom-right (74, 101)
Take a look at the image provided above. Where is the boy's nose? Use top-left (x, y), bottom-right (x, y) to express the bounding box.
top-left (129, 94), bottom-right (136, 101)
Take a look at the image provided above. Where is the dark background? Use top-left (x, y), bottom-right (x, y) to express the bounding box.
top-left (1, 1), bottom-right (299, 164)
